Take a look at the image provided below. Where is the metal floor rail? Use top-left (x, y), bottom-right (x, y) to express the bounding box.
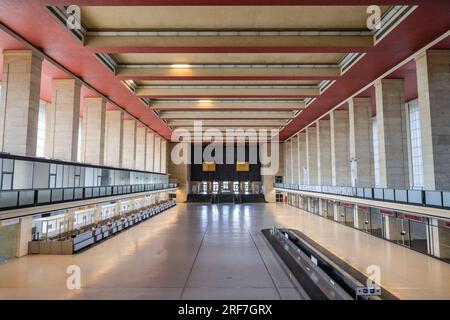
top-left (262, 227), bottom-right (398, 300)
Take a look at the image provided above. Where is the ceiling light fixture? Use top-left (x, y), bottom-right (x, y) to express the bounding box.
top-left (171, 64), bottom-right (190, 69)
top-left (198, 99), bottom-right (213, 103)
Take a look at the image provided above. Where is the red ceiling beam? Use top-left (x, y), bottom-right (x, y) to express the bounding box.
top-left (31, 0), bottom-right (428, 6)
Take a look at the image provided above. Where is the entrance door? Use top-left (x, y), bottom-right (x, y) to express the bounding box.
top-left (233, 181), bottom-right (239, 194)
top-left (243, 182), bottom-right (250, 194)
top-left (200, 181), bottom-right (208, 194)
top-left (212, 181), bottom-right (219, 194)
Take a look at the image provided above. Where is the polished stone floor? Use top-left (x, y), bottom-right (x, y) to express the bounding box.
top-left (0, 203), bottom-right (449, 300)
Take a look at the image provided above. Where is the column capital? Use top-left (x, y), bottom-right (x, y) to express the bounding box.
top-left (3, 49), bottom-right (41, 59)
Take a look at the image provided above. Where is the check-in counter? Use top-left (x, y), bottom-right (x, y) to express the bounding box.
top-left (73, 230), bottom-right (95, 252)
top-left (28, 200), bottom-right (177, 255)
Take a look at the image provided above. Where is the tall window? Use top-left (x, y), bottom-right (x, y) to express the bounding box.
top-left (372, 118), bottom-right (381, 187)
top-left (408, 100), bottom-right (424, 189)
top-left (36, 101), bottom-right (46, 157)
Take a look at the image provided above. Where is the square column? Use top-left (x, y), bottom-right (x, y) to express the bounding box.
top-left (161, 139), bottom-right (167, 174)
top-left (375, 79), bottom-right (409, 188)
top-left (285, 139), bottom-right (292, 183)
top-left (317, 120), bottom-right (332, 185)
top-left (135, 126), bottom-right (147, 171)
top-left (80, 97), bottom-right (106, 165)
top-left (416, 50), bottom-right (450, 191)
top-left (154, 136), bottom-right (161, 173)
top-left (261, 141), bottom-right (277, 202)
top-left (121, 119), bottom-right (136, 169)
top-left (168, 142), bottom-right (190, 202)
top-left (0, 50), bottom-right (42, 156)
top-left (16, 216), bottom-right (33, 257)
top-left (45, 79), bottom-right (81, 162)
top-left (349, 97), bottom-right (374, 187)
top-left (104, 110), bottom-right (123, 168)
top-left (146, 131), bottom-right (155, 172)
top-left (306, 126), bottom-right (318, 185)
top-left (297, 132), bottom-right (307, 185)
top-left (330, 110), bottom-right (351, 186)
top-left (291, 135), bottom-right (299, 184)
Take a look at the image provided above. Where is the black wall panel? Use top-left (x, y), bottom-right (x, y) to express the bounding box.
top-left (190, 144), bottom-right (261, 182)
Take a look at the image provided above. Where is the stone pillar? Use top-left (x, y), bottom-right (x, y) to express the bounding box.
top-left (349, 97), bottom-right (374, 187)
top-left (135, 126), bottom-right (147, 171)
top-left (80, 97), bottom-right (106, 165)
top-left (104, 110), bottom-right (123, 168)
top-left (154, 136), bottom-right (161, 173)
top-left (146, 131), bottom-right (155, 172)
top-left (292, 135), bottom-right (299, 184)
top-left (121, 119), bottom-right (136, 169)
top-left (16, 216), bottom-right (32, 257)
top-left (416, 50), bottom-right (450, 191)
top-left (375, 79), bottom-right (409, 189)
top-left (306, 126), bottom-right (318, 185)
top-left (285, 139), bottom-right (292, 184)
top-left (330, 110), bottom-right (351, 186)
top-left (168, 142), bottom-right (191, 203)
top-left (45, 79), bottom-right (81, 162)
top-left (317, 119), bottom-right (332, 186)
top-left (0, 50), bottom-right (42, 156)
top-left (298, 132), bottom-right (307, 185)
top-left (261, 141), bottom-right (277, 202)
top-left (161, 139), bottom-right (167, 174)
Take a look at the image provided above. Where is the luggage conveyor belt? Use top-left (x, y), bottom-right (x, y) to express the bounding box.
top-left (262, 227), bottom-right (399, 300)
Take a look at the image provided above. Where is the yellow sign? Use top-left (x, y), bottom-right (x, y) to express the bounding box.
top-left (202, 162), bottom-right (216, 172)
top-left (236, 162), bottom-right (250, 172)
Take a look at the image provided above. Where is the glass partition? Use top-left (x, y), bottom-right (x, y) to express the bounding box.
top-left (0, 154), bottom-right (174, 211)
top-left (274, 183), bottom-right (450, 210)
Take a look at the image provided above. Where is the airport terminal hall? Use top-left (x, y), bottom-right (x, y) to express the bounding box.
top-left (0, 0), bottom-right (450, 306)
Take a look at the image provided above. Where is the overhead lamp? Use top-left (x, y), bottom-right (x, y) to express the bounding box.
top-left (171, 64), bottom-right (190, 69)
top-left (198, 99), bottom-right (213, 103)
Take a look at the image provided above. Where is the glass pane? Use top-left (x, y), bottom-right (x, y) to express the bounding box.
top-left (74, 188), bottom-right (83, 199)
top-left (2, 159), bottom-right (14, 172)
top-left (0, 191), bottom-right (18, 208)
top-left (409, 220), bottom-right (428, 255)
top-left (49, 175), bottom-right (56, 188)
top-left (437, 221), bottom-right (450, 262)
top-left (85, 168), bottom-right (94, 187)
top-left (370, 208), bottom-right (384, 238)
top-left (51, 189), bottom-right (63, 202)
top-left (63, 165), bottom-right (75, 188)
top-left (19, 190), bottom-right (35, 206)
top-left (13, 160), bottom-right (33, 190)
top-left (425, 191), bottom-right (442, 207)
top-left (37, 190), bottom-right (51, 204)
top-left (326, 201), bottom-right (335, 220)
top-left (2, 173), bottom-right (13, 190)
top-left (56, 165), bottom-right (63, 187)
top-left (357, 208), bottom-right (370, 233)
top-left (63, 188), bottom-right (74, 200)
top-left (33, 162), bottom-right (50, 189)
top-left (394, 218), bottom-right (411, 247)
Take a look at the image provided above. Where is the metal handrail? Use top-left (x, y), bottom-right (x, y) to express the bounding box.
top-left (274, 183), bottom-right (450, 210)
top-left (0, 183), bottom-right (178, 211)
